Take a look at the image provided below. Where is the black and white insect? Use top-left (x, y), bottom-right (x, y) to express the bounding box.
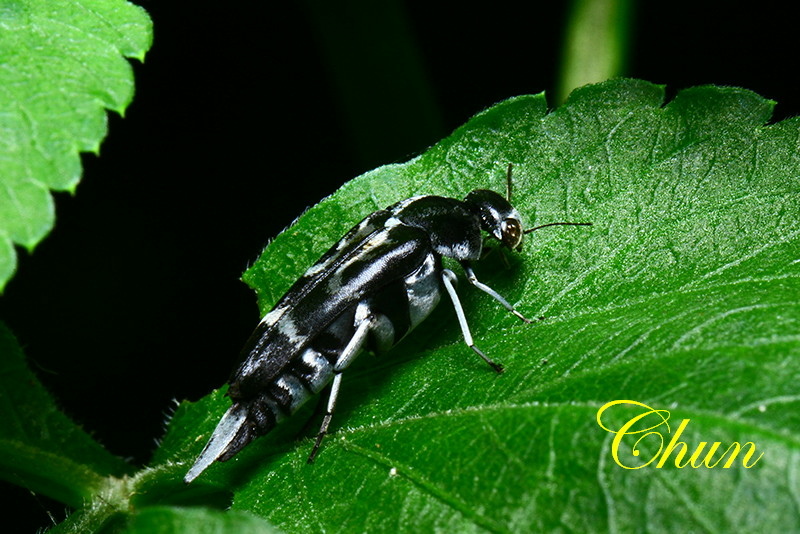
top-left (184, 164), bottom-right (589, 483)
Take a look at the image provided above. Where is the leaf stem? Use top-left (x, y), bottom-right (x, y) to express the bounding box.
top-left (555, 0), bottom-right (633, 103)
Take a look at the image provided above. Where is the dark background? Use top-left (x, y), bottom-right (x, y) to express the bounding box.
top-left (3, 1), bottom-right (798, 529)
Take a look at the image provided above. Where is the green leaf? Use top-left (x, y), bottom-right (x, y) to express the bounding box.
top-left (46, 504), bottom-right (281, 534)
top-left (123, 506), bottom-right (281, 534)
top-left (0, 322), bottom-right (132, 507)
top-left (122, 80), bottom-right (800, 530)
top-left (0, 0), bottom-right (152, 291)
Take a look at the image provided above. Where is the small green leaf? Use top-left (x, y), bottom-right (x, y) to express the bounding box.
top-left (0, 322), bottom-right (132, 507)
top-left (0, 0), bottom-right (152, 291)
top-left (123, 506), bottom-right (281, 534)
top-left (153, 80), bottom-right (800, 531)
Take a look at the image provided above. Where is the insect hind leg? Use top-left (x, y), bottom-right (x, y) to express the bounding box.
top-left (307, 303), bottom-right (374, 463)
top-left (441, 269), bottom-right (504, 373)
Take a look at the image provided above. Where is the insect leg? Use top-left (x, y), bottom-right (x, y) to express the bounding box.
top-left (307, 372), bottom-right (343, 464)
top-left (307, 306), bottom-right (374, 463)
top-left (441, 269), bottom-right (504, 373)
top-left (461, 261), bottom-right (532, 323)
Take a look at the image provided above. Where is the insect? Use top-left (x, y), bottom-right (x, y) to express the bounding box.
top-left (184, 164), bottom-right (590, 483)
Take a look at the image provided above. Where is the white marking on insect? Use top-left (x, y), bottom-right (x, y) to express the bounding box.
top-left (276, 374), bottom-right (308, 411)
top-left (260, 304), bottom-right (289, 326)
top-left (390, 199), bottom-right (411, 212)
top-left (304, 259), bottom-right (332, 276)
top-left (277, 317), bottom-right (304, 345)
top-left (452, 241), bottom-right (475, 259)
top-left (301, 349), bottom-right (333, 393)
top-left (405, 254), bottom-right (441, 328)
top-left (354, 301), bottom-right (372, 322)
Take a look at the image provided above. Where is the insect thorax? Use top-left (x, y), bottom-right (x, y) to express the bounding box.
top-left (390, 196), bottom-right (484, 260)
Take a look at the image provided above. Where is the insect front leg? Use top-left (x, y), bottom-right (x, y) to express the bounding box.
top-left (461, 261), bottom-right (532, 323)
top-left (441, 269), bottom-right (504, 373)
top-left (307, 303), bottom-right (375, 463)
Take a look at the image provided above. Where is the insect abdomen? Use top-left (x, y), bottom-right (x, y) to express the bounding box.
top-left (238, 253), bottom-right (444, 427)
top-left (289, 348), bottom-right (336, 394)
top-left (229, 307), bottom-right (359, 433)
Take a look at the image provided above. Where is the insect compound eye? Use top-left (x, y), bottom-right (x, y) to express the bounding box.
top-left (500, 218), bottom-right (523, 250)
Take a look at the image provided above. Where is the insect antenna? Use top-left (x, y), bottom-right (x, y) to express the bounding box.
top-left (524, 221), bottom-right (592, 233)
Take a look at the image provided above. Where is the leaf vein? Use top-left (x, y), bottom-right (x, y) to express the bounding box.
top-left (339, 440), bottom-right (508, 534)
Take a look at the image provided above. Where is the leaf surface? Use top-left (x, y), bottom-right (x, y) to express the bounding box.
top-left (0, 322), bottom-right (132, 507)
top-left (100, 80), bottom-right (800, 531)
top-left (123, 506), bottom-right (281, 534)
top-left (0, 0), bottom-right (152, 290)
